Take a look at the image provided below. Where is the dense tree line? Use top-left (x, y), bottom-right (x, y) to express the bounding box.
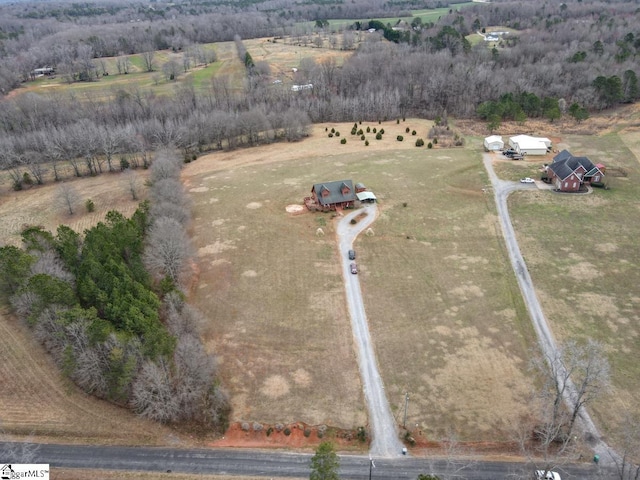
top-left (0, 149), bottom-right (230, 428)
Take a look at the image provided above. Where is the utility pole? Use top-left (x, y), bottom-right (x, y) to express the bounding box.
top-left (403, 392), bottom-right (409, 428)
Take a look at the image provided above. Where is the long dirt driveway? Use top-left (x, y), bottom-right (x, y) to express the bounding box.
top-left (336, 204), bottom-right (404, 458)
top-left (482, 153), bottom-right (617, 466)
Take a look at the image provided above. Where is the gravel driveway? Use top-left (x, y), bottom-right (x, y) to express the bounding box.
top-left (482, 153), bottom-right (616, 466)
top-left (336, 204), bottom-right (405, 458)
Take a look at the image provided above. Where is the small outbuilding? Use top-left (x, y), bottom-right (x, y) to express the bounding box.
top-left (509, 135), bottom-right (551, 156)
top-left (483, 135), bottom-right (504, 151)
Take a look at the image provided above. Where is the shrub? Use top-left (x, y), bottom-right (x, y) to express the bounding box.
top-left (353, 123), bottom-right (358, 129)
top-left (317, 425), bottom-right (327, 438)
top-left (120, 158), bottom-right (130, 170)
top-left (361, 135), bottom-right (365, 140)
top-left (351, 128), bottom-right (357, 135)
top-left (403, 202), bottom-right (408, 207)
top-left (376, 132), bottom-right (382, 140)
top-left (275, 423), bottom-right (284, 432)
top-left (357, 129), bottom-right (363, 135)
top-left (340, 138), bottom-right (347, 144)
top-left (328, 133), bottom-right (333, 138)
top-left (304, 428), bottom-right (312, 437)
top-left (241, 422), bottom-right (250, 431)
top-left (372, 127), bottom-right (377, 133)
top-left (350, 218), bottom-right (357, 224)
top-left (427, 142), bottom-right (433, 149)
top-left (366, 126), bottom-right (371, 133)
top-left (22, 172), bottom-right (33, 185)
top-left (266, 427), bottom-right (274, 436)
top-left (284, 427), bottom-right (291, 436)
top-left (397, 119), bottom-right (400, 124)
top-left (85, 199), bottom-right (95, 212)
top-left (325, 127), bottom-right (328, 131)
top-left (397, 135), bottom-right (404, 141)
top-left (412, 130), bottom-right (417, 135)
top-left (335, 131), bottom-right (340, 136)
top-left (433, 138), bottom-right (438, 144)
top-left (357, 426), bottom-right (367, 442)
top-left (405, 127), bottom-right (410, 133)
top-left (331, 127), bottom-right (335, 133)
top-left (415, 138), bottom-right (425, 147)
top-left (378, 120), bottom-right (381, 124)
top-left (380, 128), bottom-right (385, 134)
top-left (365, 140), bottom-right (369, 146)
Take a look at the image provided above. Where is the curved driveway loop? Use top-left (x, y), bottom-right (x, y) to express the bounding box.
top-left (336, 204), bottom-right (405, 458)
top-left (482, 153), bottom-right (617, 466)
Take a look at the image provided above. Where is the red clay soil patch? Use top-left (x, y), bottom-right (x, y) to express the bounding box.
top-left (209, 422), bottom-right (367, 452)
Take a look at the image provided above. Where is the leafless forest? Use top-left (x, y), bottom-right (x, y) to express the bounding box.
top-left (1, 0), bottom-right (639, 187)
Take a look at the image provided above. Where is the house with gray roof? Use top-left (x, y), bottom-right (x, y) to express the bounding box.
top-left (545, 149), bottom-right (605, 192)
top-left (305, 179), bottom-right (356, 211)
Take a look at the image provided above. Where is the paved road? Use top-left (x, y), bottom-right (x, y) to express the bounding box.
top-left (0, 441), bottom-right (609, 479)
top-left (482, 154), bottom-right (617, 466)
top-left (335, 204), bottom-right (405, 458)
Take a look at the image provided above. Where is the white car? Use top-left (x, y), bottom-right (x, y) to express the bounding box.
top-left (520, 177), bottom-right (535, 183)
top-left (535, 470), bottom-right (561, 480)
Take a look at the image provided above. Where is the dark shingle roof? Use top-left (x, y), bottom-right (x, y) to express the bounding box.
top-left (549, 150), bottom-right (597, 181)
top-left (312, 180), bottom-right (356, 206)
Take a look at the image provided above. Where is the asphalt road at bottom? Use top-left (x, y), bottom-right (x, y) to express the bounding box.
top-left (0, 442), bottom-right (611, 479)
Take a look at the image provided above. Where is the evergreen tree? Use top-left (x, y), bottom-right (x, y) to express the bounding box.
top-left (310, 442), bottom-right (340, 480)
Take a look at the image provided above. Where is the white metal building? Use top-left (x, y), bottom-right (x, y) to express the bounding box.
top-left (508, 135), bottom-right (550, 156)
top-left (483, 135), bottom-right (504, 151)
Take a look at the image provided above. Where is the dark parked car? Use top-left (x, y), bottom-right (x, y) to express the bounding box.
top-left (350, 262), bottom-right (358, 274)
top-left (348, 249), bottom-right (356, 260)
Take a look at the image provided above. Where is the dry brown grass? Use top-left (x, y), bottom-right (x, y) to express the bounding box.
top-left (181, 119), bottom-right (535, 442)
top-left (1, 112), bottom-right (638, 452)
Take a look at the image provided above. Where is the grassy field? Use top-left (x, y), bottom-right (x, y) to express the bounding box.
top-left (181, 119), bottom-right (536, 442)
top-left (16, 36), bottom-right (352, 100)
top-left (506, 131), bottom-right (640, 444)
top-left (1, 114), bottom-right (639, 452)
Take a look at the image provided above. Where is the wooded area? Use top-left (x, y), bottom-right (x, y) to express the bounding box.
top-left (1, 0), bottom-right (639, 189)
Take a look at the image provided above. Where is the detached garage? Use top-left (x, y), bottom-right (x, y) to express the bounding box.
top-left (483, 135), bottom-right (504, 151)
top-left (508, 135), bottom-right (550, 156)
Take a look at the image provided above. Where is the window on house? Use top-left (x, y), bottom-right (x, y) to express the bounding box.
top-left (564, 181), bottom-right (569, 188)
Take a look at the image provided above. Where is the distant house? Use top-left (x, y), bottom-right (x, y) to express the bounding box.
top-left (545, 149), bottom-right (605, 192)
top-left (509, 135), bottom-right (551, 155)
top-left (305, 180), bottom-right (356, 211)
top-left (483, 135), bottom-right (504, 151)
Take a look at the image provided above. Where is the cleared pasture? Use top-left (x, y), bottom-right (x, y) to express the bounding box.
top-left (0, 116), bottom-right (638, 450)
top-left (507, 131), bottom-right (640, 444)
top-left (183, 120), bottom-right (536, 440)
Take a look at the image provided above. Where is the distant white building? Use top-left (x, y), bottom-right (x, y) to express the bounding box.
top-left (483, 135), bottom-right (504, 151)
top-left (291, 83), bottom-right (313, 92)
top-left (508, 134), bottom-right (551, 156)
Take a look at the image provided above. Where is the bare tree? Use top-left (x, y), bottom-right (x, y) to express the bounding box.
top-left (131, 358), bottom-right (180, 423)
top-left (55, 183), bottom-right (80, 215)
top-left (609, 411), bottom-right (640, 480)
top-left (124, 169), bottom-right (141, 200)
top-left (141, 47), bottom-right (156, 73)
top-left (149, 148), bottom-right (182, 183)
top-left (144, 216), bottom-right (193, 285)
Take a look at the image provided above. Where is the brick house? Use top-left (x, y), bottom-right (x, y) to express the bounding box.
top-left (545, 150), bottom-right (605, 192)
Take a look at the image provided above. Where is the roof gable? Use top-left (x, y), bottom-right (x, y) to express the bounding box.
top-left (312, 180), bottom-right (356, 205)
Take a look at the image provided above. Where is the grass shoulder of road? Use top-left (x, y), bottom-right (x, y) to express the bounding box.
top-left (49, 469), bottom-right (295, 480)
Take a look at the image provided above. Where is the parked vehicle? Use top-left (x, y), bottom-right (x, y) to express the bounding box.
top-left (350, 262), bottom-right (358, 274)
top-left (534, 470), bottom-right (561, 480)
top-left (503, 149), bottom-right (517, 156)
top-left (520, 177), bottom-right (535, 183)
top-left (348, 249), bottom-right (356, 260)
